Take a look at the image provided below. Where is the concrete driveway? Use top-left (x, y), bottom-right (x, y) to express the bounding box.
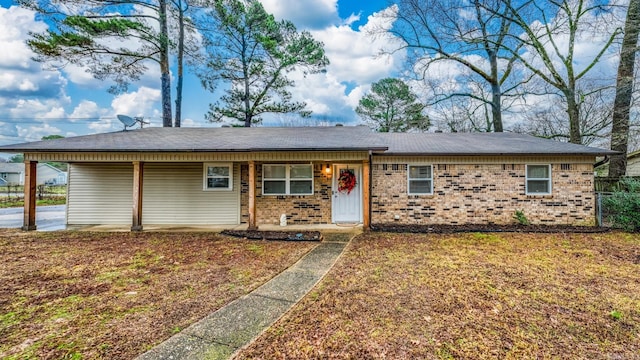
top-left (0, 205), bottom-right (66, 231)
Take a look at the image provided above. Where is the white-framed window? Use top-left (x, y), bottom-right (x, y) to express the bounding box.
top-left (263, 164), bottom-right (313, 195)
top-left (203, 163), bottom-right (233, 191)
top-left (526, 164), bottom-right (551, 195)
top-left (408, 164), bottom-right (433, 195)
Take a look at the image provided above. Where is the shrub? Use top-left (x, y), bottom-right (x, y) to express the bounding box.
top-left (513, 210), bottom-right (530, 226)
top-left (602, 178), bottom-right (640, 231)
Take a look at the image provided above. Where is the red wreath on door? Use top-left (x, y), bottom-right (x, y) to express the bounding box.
top-left (338, 169), bottom-right (357, 194)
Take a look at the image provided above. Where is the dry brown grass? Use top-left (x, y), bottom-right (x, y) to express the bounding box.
top-left (0, 230), bottom-right (315, 359)
top-left (239, 232), bottom-right (640, 359)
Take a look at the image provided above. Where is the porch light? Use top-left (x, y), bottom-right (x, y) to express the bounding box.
top-left (325, 164), bottom-right (331, 174)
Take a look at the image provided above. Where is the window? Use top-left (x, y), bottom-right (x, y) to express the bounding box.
top-left (263, 164), bottom-right (313, 195)
top-left (526, 164), bottom-right (551, 194)
top-left (408, 165), bottom-right (433, 195)
top-left (204, 163), bottom-right (233, 190)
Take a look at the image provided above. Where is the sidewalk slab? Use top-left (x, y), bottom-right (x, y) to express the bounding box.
top-left (251, 270), bottom-right (318, 302)
top-left (136, 240), bottom-right (349, 360)
top-left (185, 294), bottom-right (292, 348)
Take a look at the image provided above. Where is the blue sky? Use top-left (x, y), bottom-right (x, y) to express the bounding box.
top-left (0, 0), bottom-right (399, 148)
top-left (0, 0), bottom-right (627, 151)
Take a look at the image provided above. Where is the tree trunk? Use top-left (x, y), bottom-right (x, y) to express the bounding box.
top-left (489, 51), bottom-right (503, 132)
top-left (610, 0), bottom-right (640, 178)
top-left (491, 82), bottom-right (502, 132)
top-left (566, 88), bottom-right (582, 144)
top-left (159, 0), bottom-right (173, 127)
top-left (243, 72), bottom-right (251, 127)
top-left (174, 0), bottom-right (185, 128)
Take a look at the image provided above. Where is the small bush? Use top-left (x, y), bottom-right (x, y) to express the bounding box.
top-left (513, 210), bottom-right (530, 226)
top-left (602, 178), bottom-right (640, 232)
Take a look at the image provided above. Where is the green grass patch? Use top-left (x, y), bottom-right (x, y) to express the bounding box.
top-left (0, 197), bottom-right (66, 208)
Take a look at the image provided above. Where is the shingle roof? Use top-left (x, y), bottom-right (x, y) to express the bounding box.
top-left (0, 126), bottom-right (617, 156)
top-left (0, 126), bottom-right (387, 152)
top-left (377, 132), bottom-right (617, 156)
top-left (0, 163), bottom-right (24, 173)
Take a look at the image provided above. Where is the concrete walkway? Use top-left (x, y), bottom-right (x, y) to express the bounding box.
top-left (136, 235), bottom-right (351, 360)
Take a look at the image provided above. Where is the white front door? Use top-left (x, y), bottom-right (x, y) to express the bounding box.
top-left (332, 164), bottom-right (362, 223)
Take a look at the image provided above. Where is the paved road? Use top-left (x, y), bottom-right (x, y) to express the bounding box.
top-left (0, 205), bottom-right (66, 231)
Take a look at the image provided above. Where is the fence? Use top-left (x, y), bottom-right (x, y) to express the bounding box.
top-left (0, 184), bottom-right (67, 204)
top-left (595, 192), bottom-right (612, 227)
top-left (594, 176), bottom-right (639, 228)
top-left (594, 176), bottom-right (640, 192)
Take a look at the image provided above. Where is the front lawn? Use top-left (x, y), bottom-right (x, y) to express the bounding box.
top-left (0, 230), bottom-right (316, 359)
top-left (240, 232), bottom-right (640, 359)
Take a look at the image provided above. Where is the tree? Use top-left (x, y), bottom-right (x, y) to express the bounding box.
top-left (41, 135), bottom-right (68, 170)
top-left (356, 78), bottom-right (430, 133)
top-left (609, 0), bottom-right (640, 178)
top-left (375, 0), bottom-right (522, 133)
top-left (21, 0), bottom-right (180, 127)
top-left (8, 154), bottom-right (24, 163)
top-left (511, 87), bottom-right (614, 146)
top-left (41, 135), bottom-right (65, 140)
top-left (199, 0), bottom-right (329, 127)
top-left (172, 0), bottom-right (188, 128)
top-left (489, 0), bottom-right (621, 144)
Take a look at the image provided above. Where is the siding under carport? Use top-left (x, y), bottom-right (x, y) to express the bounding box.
top-left (142, 163), bottom-right (240, 225)
top-left (67, 163), bottom-right (241, 226)
top-left (67, 163), bottom-right (133, 224)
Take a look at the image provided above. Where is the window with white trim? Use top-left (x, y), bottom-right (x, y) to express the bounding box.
top-left (408, 165), bottom-right (433, 195)
top-left (263, 164), bottom-right (313, 195)
top-left (203, 163), bottom-right (233, 190)
top-left (526, 164), bottom-right (551, 194)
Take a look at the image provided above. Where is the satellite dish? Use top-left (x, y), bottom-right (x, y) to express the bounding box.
top-left (117, 114), bottom-right (149, 130)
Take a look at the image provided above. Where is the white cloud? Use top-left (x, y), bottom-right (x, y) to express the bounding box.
top-left (8, 98), bottom-right (69, 119)
top-left (17, 123), bottom-right (62, 142)
top-left (0, 6), bottom-right (47, 69)
top-left (111, 86), bottom-right (161, 117)
top-left (261, 0), bottom-right (340, 29)
top-left (86, 87), bottom-right (163, 132)
top-left (0, 6), bottom-right (68, 99)
top-left (88, 118), bottom-right (117, 133)
top-left (63, 64), bottom-right (104, 88)
top-left (180, 118), bottom-right (198, 127)
top-left (311, 6), bottom-right (403, 85)
top-left (69, 100), bottom-right (104, 121)
top-left (274, 5), bottom-right (406, 123)
top-left (258, 3), bottom-right (405, 123)
top-left (346, 84), bottom-right (367, 109)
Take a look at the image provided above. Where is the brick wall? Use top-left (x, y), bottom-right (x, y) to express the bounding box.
top-left (240, 163), bottom-right (333, 225)
top-left (371, 162), bottom-right (595, 225)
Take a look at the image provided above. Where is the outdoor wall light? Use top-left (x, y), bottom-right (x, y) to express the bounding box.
top-left (325, 164), bottom-right (331, 174)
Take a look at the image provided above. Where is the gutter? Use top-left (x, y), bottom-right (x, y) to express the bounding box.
top-left (5, 147), bottom-right (390, 153)
top-left (378, 151), bottom-right (621, 157)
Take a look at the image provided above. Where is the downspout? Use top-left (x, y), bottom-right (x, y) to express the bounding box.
top-left (594, 155), bottom-right (610, 169)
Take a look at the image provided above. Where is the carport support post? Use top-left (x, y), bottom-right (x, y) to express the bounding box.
top-left (248, 161), bottom-right (257, 230)
top-left (132, 161), bottom-right (144, 231)
top-left (362, 159), bottom-right (370, 230)
top-left (23, 160), bottom-right (37, 231)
